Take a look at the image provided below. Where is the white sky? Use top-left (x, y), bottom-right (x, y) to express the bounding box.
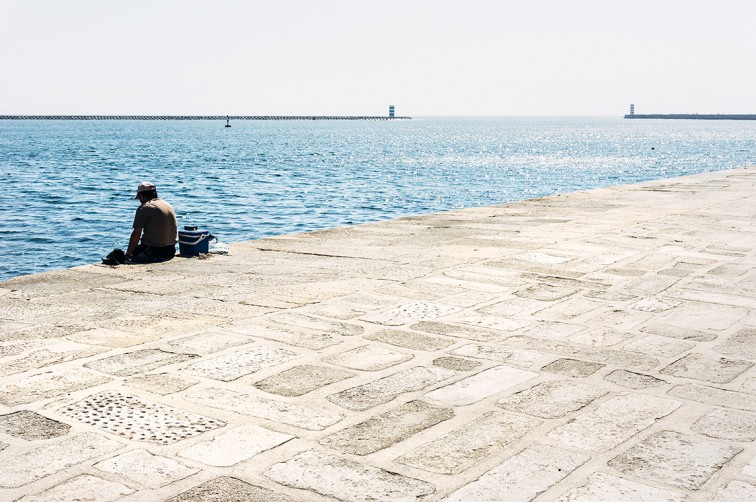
top-left (1, 0), bottom-right (755, 116)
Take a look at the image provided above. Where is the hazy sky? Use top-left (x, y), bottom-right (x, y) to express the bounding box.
top-left (2, 0), bottom-right (755, 116)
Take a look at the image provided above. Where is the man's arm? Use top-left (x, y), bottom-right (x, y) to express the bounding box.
top-left (126, 227), bottom-right (142, 257)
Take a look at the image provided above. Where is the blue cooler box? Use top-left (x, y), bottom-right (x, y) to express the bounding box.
top-left (178, 226), bottom-right (212, 256)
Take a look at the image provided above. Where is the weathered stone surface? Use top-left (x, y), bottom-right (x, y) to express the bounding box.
top-left (514, 283), bottom-right (579, 301)
top-left (181, 346), bottom-right (298, 381)
top-left (569, 328), bottom-right (635, 347)
top-left (554, 472), bottom-right (685, 502)
top-left (60, 391), bottom-right (224, 444)
top-left (124, 372), bottom-right (198, 395)
top-left (165, 331), bottom-right (251, 354)
top-left (320, 400), bottom-right (453, 455)
top-left (0, 345), bottom-right (105, 377)
top-left (744, 456), bottom-right (756, 478)
top-left (84, 349), bottom-right (197, 377)
top-left (229, 323), bottom-right (342, 350)
top-left (67, 327), bottom-right (156, 347)
top-left (653, 301), bottom-right (747, 332)
top-left (433, 356), bottom-right (481, 371)
top-left (449, 343), bottom-right (542, 367)
top-left (362, 301), bottom-right (461, 326)
top-left (443, 444), bottom-right (589, 502)
top-left (497, 380), bottom-right (609, 418)
top-left (640, 323), bottom-right (716, 342)
top-left (95, 449), bottom-right (199, 489)
top-left (692, 408), bottom-right (756, 441)
top-left (0, 432), bottom-right (123, 488)
top-left (365, 328), bottom-right (455, 351)
top-left (533, 296), bottom-right (604, 321)
top-left (452, 312), bottom-right (531, 332)
top-left (325, 344), bottom-right (413, 371)
top-left (266, 311), bottom-right (364, 336)
top-left (16, 474), bottom-right (133, 502)
top-left (266, 450), bottom-right (435, 502)
top-left (711, 481), bottom-right (756, 502)
top-left (660, 353), bottom-right (753, 383)
top-left (0, 368), bottom-right (110, 406)
top-left (179, 424), bottom-right (294, 466)
top-left (624, 335), bottom-right (695, 358)
top-left (254, 364), bottom-right (354, 396)
top-left (411, 320), bottom-right (501, 342)
top-left (397, 411), bottom-right (540, 474)
top-left (0, 410), bottom-right (70, 440)
top-left (541, 358), bottom-right (604, 377)
top-left (183, 387), bottom-right (343, 430)
top-left (604, 369), bottom-right (666, 389)
top-left (166, 476), bottom-right (298, 502)
top-left (328, 366), bottom-right (456, 411)
top-left (425, 365), bottom-right (538, 406)
top-left (608, 431), bottom-right (742, 489)
top-left (628, 297), bottom-right (681, 313)
top-left (548, 394), bottom-right (681, 451)
top-left (669, 384), bottom-right (756, 411)
top-left (715, 328), bottom-right (756, 360)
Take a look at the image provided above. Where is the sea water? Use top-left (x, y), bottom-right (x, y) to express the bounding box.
top-left (1, 117), bottom-right (754, 281)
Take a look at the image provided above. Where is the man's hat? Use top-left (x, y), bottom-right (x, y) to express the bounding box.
top-left (134, 181), bottom-right (156, 199)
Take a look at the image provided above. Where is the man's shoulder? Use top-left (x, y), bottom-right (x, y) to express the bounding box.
top-left (145, 199), bottom-right (175, 211)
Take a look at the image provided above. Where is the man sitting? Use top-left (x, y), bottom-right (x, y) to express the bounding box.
top-left (126, 181), bottom-right (178, 263)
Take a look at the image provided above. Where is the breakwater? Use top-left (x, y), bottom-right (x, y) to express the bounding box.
top-left (625, 114), bottom-right (756, 120)
top-left (0, 115), bottom-right (410, 121)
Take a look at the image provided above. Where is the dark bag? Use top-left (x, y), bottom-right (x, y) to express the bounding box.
top-left (101, 248), bottom-right (126, 265)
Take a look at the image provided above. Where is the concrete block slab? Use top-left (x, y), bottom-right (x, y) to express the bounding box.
top-left (165, 331), bottom-right (251, 355)
top-left (541, 358), bottom-right (605, 377)
top-left (669, 384), bottom-right (756, 411)
top-left (254, 364), bottom-right (354, 397)
top-left (320, 400), bottom-right (453, 455)
top-left (397, 411), bottom-right (540, 474)
top-left (366, 328), bottom-right (455, 351)
top-left (324, 344), bottom-right (413, 371)
top-left (604, 369), bottom-right (666, 389)
top-left (554, 472), bottom-right (685, 501)
top-left (692, 408), bottom-right (756, 441)
top-left (608, 430), bottom-right (742, 489)
top-left (124, 373), bottom-right (198, 395)
top-left (179, 424), bottom-right (294, 467)
top-left (443, 444), bottom-right (589, 502)
top-left (497, 380), bottom-right (609, 418)
top-left (410, 320), bottom-right (501, 342)
top-left (95, 449), bottom-right (199, 488)
top-left (84, 349), bottom-right (197, 377)
top-left (548, 394), bottom-right (681, 451)
top-left (715, 328), bottom-right (756, 360)
top-left (166, 476), bottom-right (299, 502)
top-left (661, 353), bottom-right (753, 384)
top-left (362, 301), bottom-right (461, 326)
top-left (0, 368), bottom-right (111, 406)
top-left (426, 365), bottom-right (538, 406)
top-left (181, 346), bottom-right (298, 382)
top-left (449, 343), bottom-right (542, 367)
top-left (15, 474), bottom-right (133, 502)
top-left (265, 450), bottom-right (435, 502)
top-left (624, 335), bottom-right (695, 358)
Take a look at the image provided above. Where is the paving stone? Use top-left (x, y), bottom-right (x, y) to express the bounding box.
top-left (514, 283), bottom-right (580, 301)
top-left (0, 432), bottom-right (123, 488)
top-left (623, 335), bottom-right (695, 358)
top-left (590, 308), bottom-right (653, 331)
top-left (443, 444), bottom-right (589, 502)
top-left (166, 476), bottom-right (299, 502)
top-left (0, 368), bottom-right (111, 406)
top-left (569, 328), bottom-right (635, 347)
top-left (84, 349), bottom-right (198, 377)
top-left (16, 474), bottom-right (134, 502)
top-left (604, 369), bottom-right (666, 389)
top-left (500, 336), bottom-right (660, 371)
top-left (640, 323), bottom-right (717, 342)
top-left (328, 365), bottom-right (456, 411)
top-left (95, 449), bottom-right (199, 489)
top-left (433, 356), bottom-right (481, 371)
top-left (320, 400), bottom-right (454, 455)
top-left (660, 353), bottom-right (753, 383)
top-left (541, 358), bottom-right (605, 377)
top-left (181, 346), bottom-right (298, 382)
top-left (183, 387), bottom-right (343, 430)
top-left (553, 472), bottom-right (685, 502)
top-left (254, 364), bottom-right (354, 396)
top-left (0, 410), bottom-right (70, 440)
top-left (608, 430), bottom-right (742, 489)
top-left (124, 373), bottom-right (199, 395)
top-left (533, 296), bottom-right (604, 321)
top-left (362, 301), bottom-right (461, 326)
top-left (449, 343), bottom-right (542, 367)
top-left (324, 344), bottom-right (413, 371)
top-left (715, 327), bottom-right (756, 360)
top-left (625, 274), bottom-right (680, 296)
top-left (628, 297), bottom-right (681, 313)
top-left (525, 321), bottom-right (585, 340)
top-left (365, 328), bottom-right (455, 351)
top-left (548, 394), bottom-right (681, 451)
top-left (0, 345), bottom-right (105, 377)
top-left (410, 320), bottom-right (501, 342)
top-left (60, 391), bottom-right (225, 444)
top-left (654, 301), bottom-right (748, 332)
top-left (692, 408), bottom-right (756, 441)
top-left (497, 380), bottom-right (609, 418)
top-left (397, 411), bottom-right (540, 474)
top-left (266, 311), bottom-right (364, 336)
top-left (425, 365), bottom-right (538, 406)
top-left (744, 456), bottom-right (756, 477)
top-left (66, 327), bottom-right (157, 347)
top-left (711, 480), bottom-right (756, 502)
top-left (669, 384), bottom-right (756, 411)
top-left (179, 424), bottom-right (294, 466)
top-left (265, 450), bottom-right (435, 502)
top-left (230, 323), bottom-right (342, 350)
top-left (165, 331), bottom-right (251, 354)
top-left (453, 312), bottom-right (532, 332)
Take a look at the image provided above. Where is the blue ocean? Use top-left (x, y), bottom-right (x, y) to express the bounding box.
top-left (1, 117), bottom-right (754, 282)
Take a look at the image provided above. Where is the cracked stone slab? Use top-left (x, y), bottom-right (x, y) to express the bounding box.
top-left (229, 323), bottom-right (342, 350)
top-left (362, 301), bottom-right (461, 326)
top-left (548, 394), bottom-right (681, 451)
top-left (554, 472), bottom-right (685, 502)
top-left (715, 327), bottom-right (756, 360)
top-left (324, 344), bottom-right (413, 371)
top-left (165, 330), bottom-right (251, 355)
top-left (692, 408), bottom-right (756, 441)
top-left (425, 365), bottom-right (538, 406)
top-left (0, 432), bottom-right (123, 488)
top-left (608, 430), bottom-right (742, 490)
top-left (124, 373), bottom-right (199, 395)
top-left (532, 296), bottom-right (604, 321)
top-left (166, 476), bottom-right (300, 502)
top-left (15, 474), bottom-right (134, 502)
top-left (541, 358), bottom-right (604, 377)
top-left (327, 366), bottom-right (456, 411)
top-left (265, 450), bottom-right (435, 502)
top-left (604, 369), bottom-right (666, 389)
top-left (320, 400), bottom-right (454, 455)
top-left (514, 283), bottom-right (580, 301)
top-left (410, 320), bottom-right (501, 342)
top-left (60, 391), bottom-right (225, 444)
top-left (0, 410), bottom-right (71, 440)
top-left (449, 343), bottom-right (542, 368)
top-left (660, 353), bottom-right (753, 383)
top-left (254, 364), bottom-right (354, 397)
top-left (0, 368), bottom-right (111, 406)
top-left (84, 349), bottom-right (197, 377)
top-left (95, 449), bottom-right (199, 489)
top-left (181, 346), bottom-right (299, 381)
top-left (624, 335), bottom-right (695, 358)
top-left (669, 384), bottom-right (756, 411)
top-left (397, 411), bottom-right (540, 474)
top-left (183, 386), bottom-right (343, 430)
top-left (179, 424), bottom-right (294, 466)
top-left (265, 311), bottom-right (364, 336)
top-left (365, 328), bottom-right (455, 351)
top-left (443, 444), bottom-right (589, 502)
top-left (497, 380), bottom-right (609, 419)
